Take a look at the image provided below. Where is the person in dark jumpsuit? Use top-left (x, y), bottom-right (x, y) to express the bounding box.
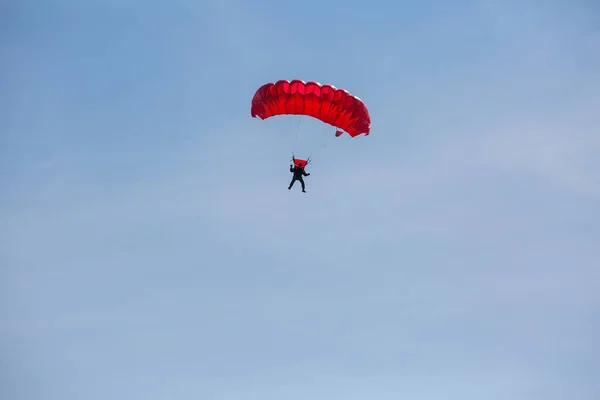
top-left (288, 163), bottom-right (310, 192)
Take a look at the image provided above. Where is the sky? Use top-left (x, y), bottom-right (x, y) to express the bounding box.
top-left (1, 0), bottom-right (599, 399)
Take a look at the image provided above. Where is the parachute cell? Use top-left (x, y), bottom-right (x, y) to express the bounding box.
top-left (251, 79), bottom-right (370, 137)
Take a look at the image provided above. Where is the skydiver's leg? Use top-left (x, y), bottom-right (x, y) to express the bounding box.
top-left (288, 178), bottom-right (296, 189)
top-left (299, 177), bottom-right (305, 192)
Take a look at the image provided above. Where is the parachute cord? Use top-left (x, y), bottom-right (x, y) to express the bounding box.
top-left (307, 126), bottom-right (334, 165)
top-left (293, 116), bottom-right (302, 151)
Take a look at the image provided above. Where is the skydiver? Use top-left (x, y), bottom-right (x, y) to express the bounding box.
top-left (288, 163), bottom-right (310, 192)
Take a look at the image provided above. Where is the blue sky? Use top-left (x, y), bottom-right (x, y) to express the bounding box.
top-left (2, 0), bottom-right (599, 399)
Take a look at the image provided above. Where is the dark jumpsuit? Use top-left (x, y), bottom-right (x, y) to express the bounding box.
top-left (289, 165), bottom-right (309, 191)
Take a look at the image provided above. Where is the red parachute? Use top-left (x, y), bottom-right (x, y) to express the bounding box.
top-left (251, 79), bottom-right (370, 137)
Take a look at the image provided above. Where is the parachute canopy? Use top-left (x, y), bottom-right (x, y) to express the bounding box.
top-left (251, 79), bottom-right (370, 137)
